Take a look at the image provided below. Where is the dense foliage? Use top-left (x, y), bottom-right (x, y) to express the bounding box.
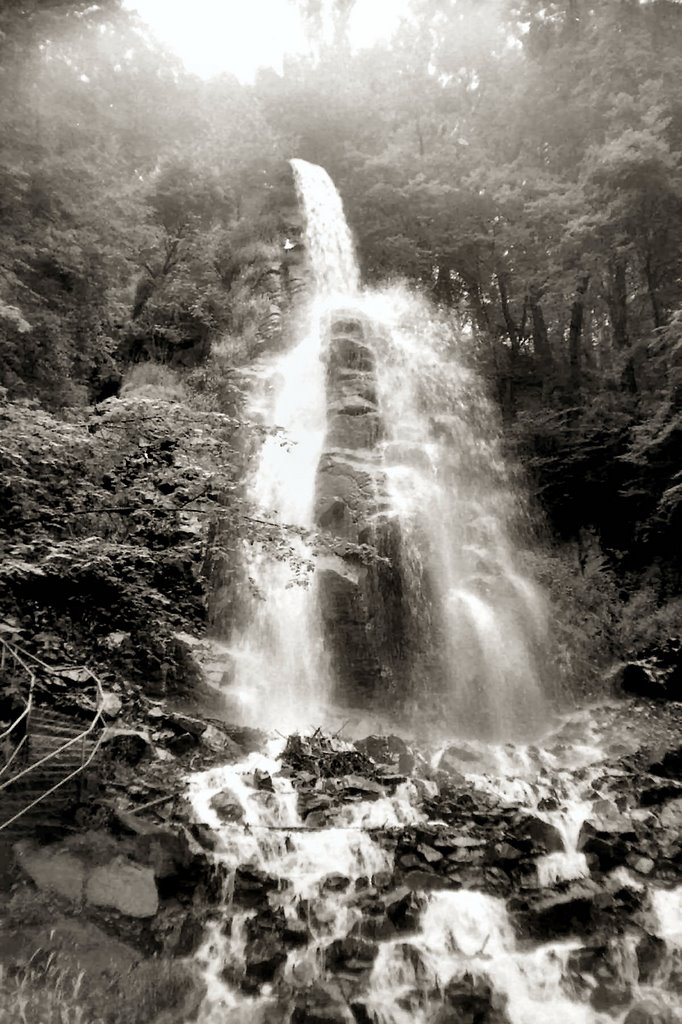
top-left (1, 0), bottom-right (681, 672)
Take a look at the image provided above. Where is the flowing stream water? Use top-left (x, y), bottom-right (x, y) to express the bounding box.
top-left (189, 160), bottom-right (682, 1023)
top-left (188, 715), bottom-right (682, 1024)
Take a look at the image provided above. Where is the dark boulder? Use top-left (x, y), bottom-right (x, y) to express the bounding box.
top-left (210, 790), bottom-right (244, 824)
top-left (566, 939), bottom-right (633, 1011)
top-left (516, 877), bottom-right (645, 943)
top-left (648, 745), bottom-right (682, 781)
top-left (636, 932), bottom-right (668, 983)
top-left (518, 815), bottom-right (564, 854)
top-left (356, 735), bottom-right (409, 763)
top-left (384, 886), bottom-right (426, 933)
top-left (341, 775), bottom-right (385, 800)
top-left (403, 870), bottom-right (456, 892)
top-left (349, 1004), bottom-right (373, 1024)
top-left (517, 883), bottom-right (601, 940)
top-left (167, 732), bottom-right (197, 756)
top-left (101, 729), bottom-right (152, 766)
top-left (321, 873), bottom-right (351, 893)
top-left (617, 643), bottom-right (682, 701)
top-left (233, 866), bottom-right (281, 908)
top-left (324, 936), bottom-right (378, 977)
top-left (435, 973), bottom-right (510, 1024)
top-left (291, 982), bottom-right (353, 1024)
top-left (284, 916), bottom-right (310, 948)
top-left (639, 782), bottom-right (682, 806)
top-left (243, 935), bottom-right (287, 990)
top-left (164, 712), bottom-right (207, 738)
top-left (591, 979), bottom-right (633, 1013)
top-left (624, 1000), bottom-right (676, 1024)
top-left (578, 821), bottom-right (633, 872)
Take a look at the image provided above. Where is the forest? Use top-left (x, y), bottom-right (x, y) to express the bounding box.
top-left (1, 4), bottom-right (682, 1022)
top-left (2, 0), bottom-right (682, 679)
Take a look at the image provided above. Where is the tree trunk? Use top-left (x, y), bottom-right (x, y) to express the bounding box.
top-left (607, 256), bottom-right (637, 393)
top-left (496, 271), bottom-right (519, 350)
top-left (608, 257), bottom-right (628, 349)
top-left (528, 284), bottom-right (554, 394)
top-left (463, 275), bottom-right (491, 335)
top-left (644, 253), bottom-right (664, 329)
top-left (568, 271), bottom-right (590, 400)
top-left (131, 236), bottom-right (181, 320)
top-left (496, 270), bottom-right (519, 421)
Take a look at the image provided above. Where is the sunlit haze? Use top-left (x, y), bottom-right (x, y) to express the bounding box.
top-left (126, 0), bottom-right (410, 81)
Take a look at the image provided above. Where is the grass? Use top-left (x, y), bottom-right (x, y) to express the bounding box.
top-left (0, 949), bottom-right (104, 1024)
top-left (0, 947), bottom-right (206, 1024)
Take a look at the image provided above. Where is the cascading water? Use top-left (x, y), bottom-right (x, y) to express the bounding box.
top-left (360, 289), bottom-right (549, 737)
top-left (190, 161), bottom-right (682, 1024)
top-left (223, 157), bottom-right (548, 738)
top-left (188, 708), bottom-right (682, 1023)
top-left (223, 160), bottom-right (360, 732)
top-left (222, 322), bottom-right (330, 733)
top-left (289, 158), bottom-right (360, 298)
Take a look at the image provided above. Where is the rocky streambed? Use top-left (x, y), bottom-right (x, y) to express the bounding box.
top-left (182, 699), bottom-right (682, 1024)
top-left (2, 697), bottom-right (682, 1024)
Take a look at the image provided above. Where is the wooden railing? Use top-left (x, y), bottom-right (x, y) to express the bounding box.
top-left (0, 640), bottom-right (35, 781)
top-left (0, 640), bottom-right (106, 833)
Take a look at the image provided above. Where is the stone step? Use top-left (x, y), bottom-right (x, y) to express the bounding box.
top-left (0, 796), bottom-right (73, 817)
top-left (30, 720), bottom-right (85, 737)
top-left (1, 783), bottom-right (78, 803)
top-left (27, 760), bottom-right (84, 776)
top-left (29, 733), bottom-right (90, 749)
top-left (30, 738), bottom-right (88, 757)
top-left (0, 806), bottom-right (74, 838)
top-left (31, 711), bottom-right (89, 732)
top-left (27, 767), bottom-right (84, 781)
top-left (2, 764), bottom-right (85, 789)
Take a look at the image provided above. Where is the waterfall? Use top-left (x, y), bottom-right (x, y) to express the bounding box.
top-left (223, 158), bottom-right (548, 739)
top-left (190, 160), bottom-right (682, 1024)
top-left (290, 158), bottom-right (360, 298)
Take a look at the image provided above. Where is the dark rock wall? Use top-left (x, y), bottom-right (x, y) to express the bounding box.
top-left (314, 312), bottom-right (436, 709)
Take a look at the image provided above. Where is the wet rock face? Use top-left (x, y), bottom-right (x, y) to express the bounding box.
top-left (624, 1002), bottom-right (678, 1024)
top-left (566, 939), bottom-right (635, 1011)
top-left (315, 313), bottom-right (391, 707)
top-left (435, 973), bottom-right (510, 1024)
top-left (314, 312), bottom-right (429, 708)
top-left (511, 878), bottom-right (645, 944)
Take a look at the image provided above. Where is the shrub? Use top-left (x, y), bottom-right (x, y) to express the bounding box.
top-left (522, 540), bottom-right (623, 701)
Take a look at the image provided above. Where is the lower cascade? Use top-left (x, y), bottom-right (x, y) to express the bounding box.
top-left (187, 710), bottom-right (682, 1023)
top-left (182, 160), bottom-right (682, 1024)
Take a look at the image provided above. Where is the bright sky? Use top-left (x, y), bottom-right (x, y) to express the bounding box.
top-left (126, 0), bottom-right (410, 82)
